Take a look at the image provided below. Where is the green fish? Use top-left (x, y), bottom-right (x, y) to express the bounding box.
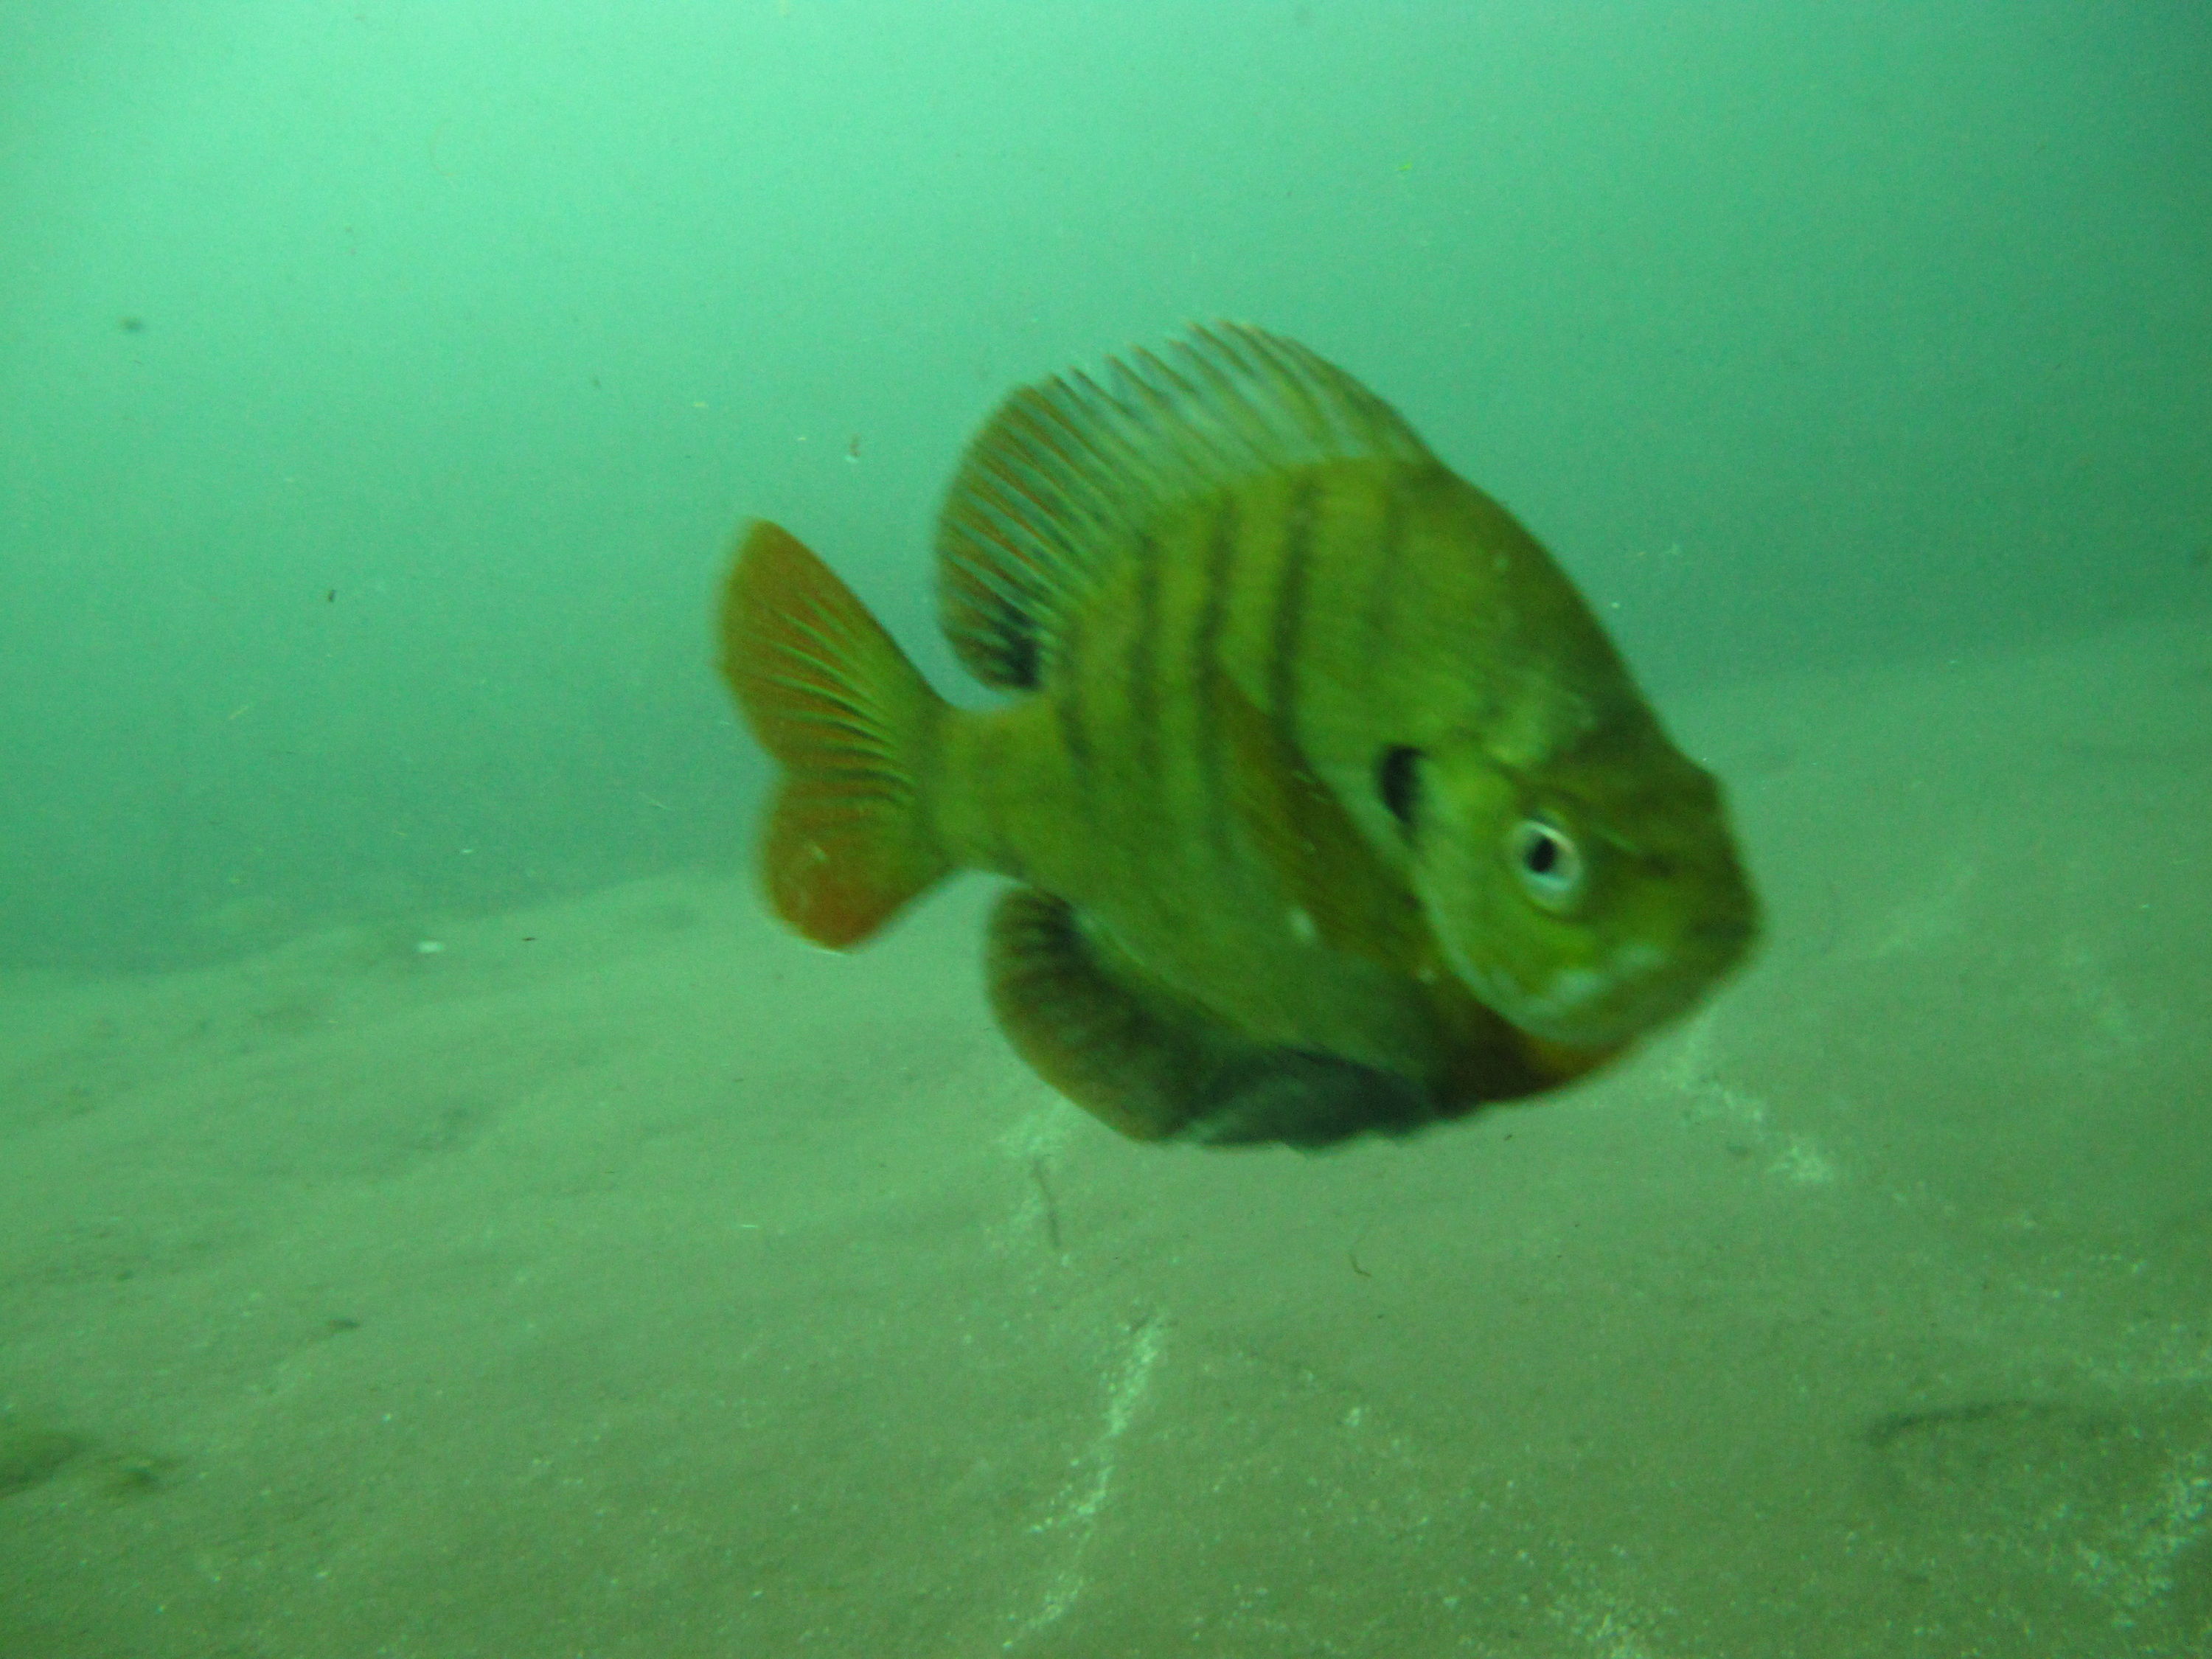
top-left (720, 324), bottom-right (1758, 1148)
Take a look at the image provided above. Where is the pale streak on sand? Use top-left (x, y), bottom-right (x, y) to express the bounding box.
top-left (1003, 1312), bottom-right (1166, 1649)
top-left (1550, 1580), bottom-right (1677, 1659)
top-left (1661, 1012), bottom-right (1836, 1188)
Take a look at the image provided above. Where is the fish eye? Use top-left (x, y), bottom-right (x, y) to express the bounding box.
top-left (1508, 818), bottom-right (1584, 910)
top-left (1376, 745), bottom-right (1422, 831)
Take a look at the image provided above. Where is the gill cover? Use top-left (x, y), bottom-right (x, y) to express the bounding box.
top-left (1409, 739), bottom-right (1756, 1050)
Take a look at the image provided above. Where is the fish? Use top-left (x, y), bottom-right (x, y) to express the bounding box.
top-left (718, 324), bottom-right (1759, 1149)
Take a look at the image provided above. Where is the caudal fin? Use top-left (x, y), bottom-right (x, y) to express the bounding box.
top-left (719, 521), bottom-right (953, 947)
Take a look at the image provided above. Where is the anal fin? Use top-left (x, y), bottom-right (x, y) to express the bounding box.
top-left (985, 888), bottom-right (1215, 1141)
top-left (986, 888), bottom-right (1444, 1149)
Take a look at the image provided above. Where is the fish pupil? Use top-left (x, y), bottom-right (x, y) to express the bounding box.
top-left (1523, 832), bottom-right (1559, 875)
top-left (1377, 746), bottom-right (1422, 830)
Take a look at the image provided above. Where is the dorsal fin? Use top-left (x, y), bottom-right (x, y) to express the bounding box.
top-left (934, 323), bottom-right (1438, 690)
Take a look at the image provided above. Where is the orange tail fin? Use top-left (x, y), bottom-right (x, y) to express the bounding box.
top-left (718, 521), bottom-right (953, 947)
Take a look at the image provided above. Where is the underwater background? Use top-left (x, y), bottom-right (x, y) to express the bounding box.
top-left (3, 3), bottom-right (2209, 1655)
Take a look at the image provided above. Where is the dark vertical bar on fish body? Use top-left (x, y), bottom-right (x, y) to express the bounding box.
top-left (1266, 473), bottom-right (1321, 743)
top-left (975, 717), bottom-right (1032, 883)
top-left (1051, 602), bottom-right (1094, 831)
top-left (1191, 493), bottom-right (1240, 869)
top-left (1126, 529), bottom-right (1162, 790)
top-left (1360, 476), bottom-right (1411, 685)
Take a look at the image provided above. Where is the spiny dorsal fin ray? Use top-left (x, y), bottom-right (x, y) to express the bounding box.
top-left (936, 323), bottom-right (1437, 690)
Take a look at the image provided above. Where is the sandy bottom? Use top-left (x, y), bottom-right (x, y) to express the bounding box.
top-left (4, 615), bottom-right (2211, 1658)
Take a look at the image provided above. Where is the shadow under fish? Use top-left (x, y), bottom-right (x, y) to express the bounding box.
top-left (719, 324), bottom-right (1759, 1148)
